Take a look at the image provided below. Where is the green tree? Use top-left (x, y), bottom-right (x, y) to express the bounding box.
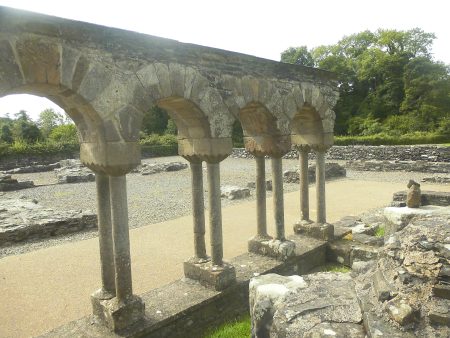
top-left (282, 28), bottom-right (450, 136)
top-left (281, 46), bottom-right (314, 67)
top-left (11, 110), bottom-right (41, 143)
top-left (0, 124), bottom-right (13, 143)
top-left (141, 106), bottom-right (169, 135)
top-left (48, 124), bottom-right (79, 143)
top-left (38, 108), bottom-right (65, 138)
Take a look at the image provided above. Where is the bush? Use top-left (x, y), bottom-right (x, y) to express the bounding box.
top-left (334, 132), bottom-right (450, 145)
top-left (48, 124), bottom-right (79, 143)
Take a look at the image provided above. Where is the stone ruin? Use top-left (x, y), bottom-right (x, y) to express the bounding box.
top-left (54, 159), bottom-right (95, 184)
top-left (0, 174), bottom-right (34, 191)
top-left (132, 161), bottom-right (188, 175)
top-left (0, 197), bottom-right (97, 245)
top-left (249, 189), bottom-right (450, 337)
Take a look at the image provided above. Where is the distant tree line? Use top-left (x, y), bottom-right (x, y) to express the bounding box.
top-left (281, 28), bottom-right (450, 138)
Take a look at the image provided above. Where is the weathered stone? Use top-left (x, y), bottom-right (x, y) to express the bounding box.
top-left (0, 197), bottom-right (97, 244)
top-left (183, 258), bottom-right (236, 291)
top-left (250, 272), bottom-right (364, 338)
top-left (0, 174), bottom-right (34, 191)
top-left (406, 179), bottom-right (421, 208)
top-left (294, 222), bottom-right (334, 241)
top-left (137, 161), bottom-right (188, 175)
top-left (3, 162), bottom-right (60, 174)
top-left (248, 238), bottom-right (295, 261)
top-left (386, 297), bottom-right (419, 326)
top-left (54, 159), bottom-right (95, 184)
top-left (383, 205), bottom-right (450, 236)
top-left (220, 186), bottom-right (250, 200)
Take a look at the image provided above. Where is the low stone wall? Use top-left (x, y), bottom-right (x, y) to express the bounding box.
top-left (231, 145), bottom-right (450, 162)
top-left (0, 152), bottom-right (79, 171)
top-left (346, 160), bottom-right (450, 173)
top-left (393, 190), bottom-right (450, 207)
top-left (0, 198), bottom-right (97, 245)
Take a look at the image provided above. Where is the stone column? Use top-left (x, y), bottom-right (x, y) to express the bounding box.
top-left (271, 156), bottom-right (285, 241)
top-left (207, 161), bottom-right (224, 266)
top-left (255, 156), bottom-right (269, 238)
top-left (91, 174), bottom-right (144, 332)
top-left (294, 145), bottom-right (333, 240)
top-left (315, 147), bottom-right (327, 224)
top-left (298, 145), bottom-right (311, 223)
top-left (189, 159), bottom-right (207, 260)
top-left (109, 175), bottom-right (133, 302)
top-left (93, 173), bottom-right (115, 299)
top-left (184, 156), bottom-right (236, 291)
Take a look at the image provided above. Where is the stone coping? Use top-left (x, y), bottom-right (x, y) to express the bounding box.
top-left (40, 236), bottom-right (326, 338)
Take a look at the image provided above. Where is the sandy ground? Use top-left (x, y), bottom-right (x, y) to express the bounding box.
top-left (0, 178), bottom-right (449, 337)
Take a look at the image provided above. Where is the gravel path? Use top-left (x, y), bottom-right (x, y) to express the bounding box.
top-left (1, 156), bottom-right (448, 258)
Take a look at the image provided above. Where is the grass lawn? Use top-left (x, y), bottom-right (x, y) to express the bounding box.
top-left (204, 315), bottom-right (251, 338)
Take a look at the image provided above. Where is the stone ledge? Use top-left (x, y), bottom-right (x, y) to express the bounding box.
top-left (248, 237), bottom-right (295, 261)
top-left (40, 236), bottom-right (327, 338)
top-left (294, 222), bottom-right (334, 241)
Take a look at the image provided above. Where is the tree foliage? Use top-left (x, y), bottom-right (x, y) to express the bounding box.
top-left (281, 28), bottom-right (450, 136)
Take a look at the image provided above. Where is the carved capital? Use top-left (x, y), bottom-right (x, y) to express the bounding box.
top-left (244, 135), bottom-right (291, 158)
top-left (178, 137), bottom-right (231, 163)
top-left (293, 144), bottom-right (311, 153)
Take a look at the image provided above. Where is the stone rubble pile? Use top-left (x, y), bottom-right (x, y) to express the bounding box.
top-left (283, 162), bottom-right (346, 184)
top-left (0, 197), bottom-right (97, 244)
top-left (54, 159), bottom-right (95, 184)
top-left (346, 160), bottom-right (450, 173)
top-left (354, 214), bottom-right (450, 337)
top-left (0, 174), bottom-right (34, 192)
top-left (134, 161), bottom-right (188, 175)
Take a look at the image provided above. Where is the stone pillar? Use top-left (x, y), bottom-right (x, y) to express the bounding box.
top-left (298, 145), bottom-right (311, 223)
top-left (271, 156), bottom-right (285, 241)
top-left (189, 159), bottom-right (207, 260)
top-left (184, 157), bottom-right (235, 291)
top-left (207, 162), bottom-right (224, 266)
top-left (109, 175), bottom-right (134, 302)
top-left (255, 156), bottom-right (269, 238)
top-left (92, 173), bottom-right (116, 300)
top-left (91, 174), bottom-right (144, 332)
top-left (294, 145), bottom-right (333, 241)
top-left (315, 147), bottom-right (327, 224)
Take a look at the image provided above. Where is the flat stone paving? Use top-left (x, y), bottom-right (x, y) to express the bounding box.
top-left (0, 178), bottom-right (448, 337)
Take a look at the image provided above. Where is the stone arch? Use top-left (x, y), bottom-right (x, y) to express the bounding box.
top-left (136, 63), bottom-right (235, 140)
top-left (238, 102), bottom-right (291, 157)
top-left (0, 36), bottom-right (149, 174)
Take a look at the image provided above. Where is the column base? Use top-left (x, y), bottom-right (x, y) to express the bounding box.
top-left (91, 293), bottom-right (145, 332)
top-left (294, 222), bottom-right (334, 241)
top-left (248, 236), bottom-right (296, 261)
top-left (184, 257), bottom-right (236, 291)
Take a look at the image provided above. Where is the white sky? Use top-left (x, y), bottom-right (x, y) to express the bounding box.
top-left (0, 0), bottom-right (449, 121)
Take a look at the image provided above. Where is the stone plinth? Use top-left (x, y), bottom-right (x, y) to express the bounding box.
top-left (294, 222), bottom-right (334, 241)
top-left (248, 237), bottom-right (295, 261)
top-left (184, 258), bottom-right (236, 291)
top-left (91, 294), bottom-right (145, 332)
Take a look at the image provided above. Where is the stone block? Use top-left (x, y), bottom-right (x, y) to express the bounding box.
top-left (248, 237), bottom-right (295, 261)
top-left (373, 270), bottom-right (394, 302)
top-left (351, 245), bottom-right (379, 264)
top-left (183, 259), bottom-right (236, 291)
top-left (386, 297), bottom-right (419, 326)
top-left (294, 222), bottom-right (334, 241)
top-left (433, 283), bottom-right (450, 300)
top-left (220, 186), bottom-right (250, 200)
top-left (246, 179), bottom-right (272, 191)
top-left (92, 295), bottom-right (145, 332)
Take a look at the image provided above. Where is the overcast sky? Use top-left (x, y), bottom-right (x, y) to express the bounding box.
top-left (0, 0), bottom-right (449, 120)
